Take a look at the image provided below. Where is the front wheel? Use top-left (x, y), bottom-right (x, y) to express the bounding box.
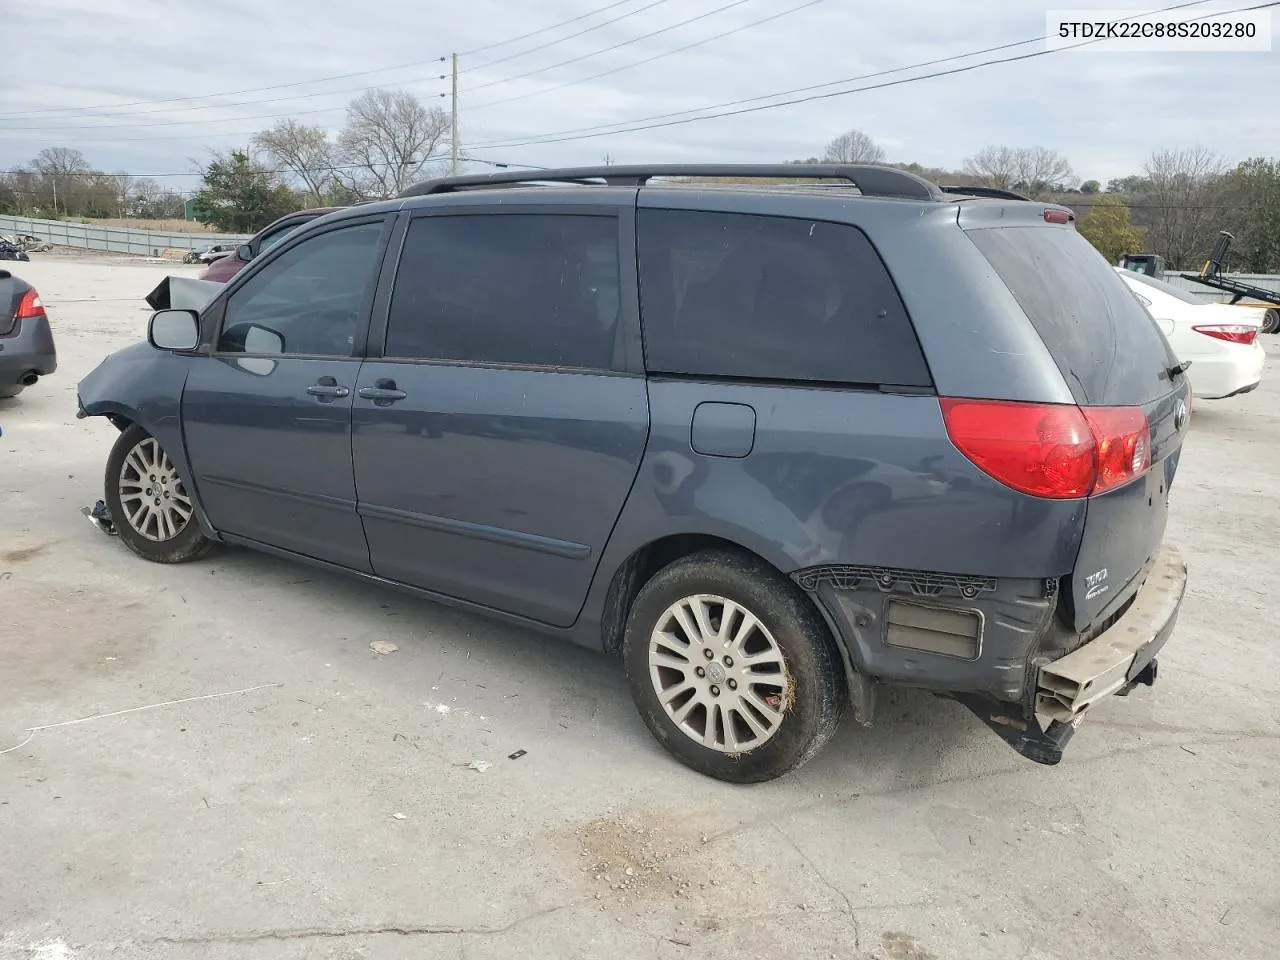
top-left (105, 424), bottom-right (217, 564)
top-left (622, 550), bottom-right (845, 783)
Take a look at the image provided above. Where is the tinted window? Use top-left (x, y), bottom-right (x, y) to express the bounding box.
top-left (259, 221), bottom-right (308, 254)
top-left (385, 214), bottom-right (622, 370)
top-left (968, 226), bottom-right (1180, 406)
top-left (636, 209), bottom-right (930, 386)
top-left (218, 221), bottom-right (384, 357)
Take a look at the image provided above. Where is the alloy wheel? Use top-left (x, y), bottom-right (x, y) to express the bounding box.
top-left (647, 594), bottom-right (793, 753)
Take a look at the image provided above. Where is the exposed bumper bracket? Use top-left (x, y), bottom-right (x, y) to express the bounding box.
top-left (81, 500), bottom-right (117, 537)
top-left (949, 693), bottom-right (1079, 765)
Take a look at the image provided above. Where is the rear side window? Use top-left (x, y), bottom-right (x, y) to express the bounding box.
top-left (385, 214), bottom-right (623, 370)
top-left (636, 209), bottom-right (930, 387)
top-left (967, 226), bottom-right (1180, 406)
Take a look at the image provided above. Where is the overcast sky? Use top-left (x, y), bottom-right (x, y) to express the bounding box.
top-left (2, 0), bottom-right (1277, 192)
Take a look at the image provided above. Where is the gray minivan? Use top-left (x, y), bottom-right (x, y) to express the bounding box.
top-left (77, 165), bottom-right (1190, 783)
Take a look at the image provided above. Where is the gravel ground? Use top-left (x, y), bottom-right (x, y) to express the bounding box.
top-left (1, 257), bottom-right (1277, 960)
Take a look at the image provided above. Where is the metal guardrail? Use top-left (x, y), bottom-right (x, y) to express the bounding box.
top-left (0, 214), bottom-right (250, 257)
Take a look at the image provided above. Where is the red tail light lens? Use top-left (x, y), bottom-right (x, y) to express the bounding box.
top-left (1082, 406), bottom-right (1150, 493)
top-left (1043, 209), bottom-right (1073, 224)
top-left (939, 399), bottom-right (1094, 498)
top-left (1192, 324), bottom-right (1256, 345)
top-left (940, 399), bottom-right (1151, 499)
top-left (16, 288), bottom-right (45, 319)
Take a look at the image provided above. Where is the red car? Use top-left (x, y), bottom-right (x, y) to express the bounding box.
top-left (199, 207), bottom-right (344, 283)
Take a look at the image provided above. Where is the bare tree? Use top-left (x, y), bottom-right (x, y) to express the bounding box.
top-left (1013, 146), bottom-right (1076, 199)
top-left (111, 173), bottom-right (136, 218)
top-left (29, 146), bottom-right (91, 214)
top-left (336, 89), bottom-right (451, 199)
top-left (963, 145), bottom-right (1075, 198)
top-left (963, 145), bottom-right (1020, 189)
top-left (822, 129), bottom-right (885, 164)
top-left (1141, 146), bottom-right (1227, 269)
top-left (254, 120), bottom-right (336, 204)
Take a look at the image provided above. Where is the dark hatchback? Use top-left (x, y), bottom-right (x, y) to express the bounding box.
top-left (77, 165), bottom-right (1190, 783)
top-left (0, 269), bottom-right (56, 398)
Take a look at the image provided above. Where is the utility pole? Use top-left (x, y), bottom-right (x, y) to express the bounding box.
top-left (450, 52), bottom-right (460, 177)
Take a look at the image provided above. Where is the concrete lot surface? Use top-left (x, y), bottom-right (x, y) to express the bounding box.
top-left (2, 258), bottom-right (1277, 960)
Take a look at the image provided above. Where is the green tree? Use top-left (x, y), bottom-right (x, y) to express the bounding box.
top-left (1078, 194), bottom-right (1144, 264)
top-left (1080, 180), bottom-right (1100, 194)
top-left (1221, 158), bottom-right (1280, 273)
top-left (193, 150), bottom-right (302, 232)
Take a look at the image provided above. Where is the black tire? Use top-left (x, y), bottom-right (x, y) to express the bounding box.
top-left (105, 424), bottom-right (218, 564)
top-left (1263, 309), bottom-right (1279, 335)
top-left (622, 549), bottom-right (845, 783)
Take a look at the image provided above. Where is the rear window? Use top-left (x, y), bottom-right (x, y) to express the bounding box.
top-left (636, 209), bottom-right (931, 387)
top-left (967, 226), bottom-right (1179, 406)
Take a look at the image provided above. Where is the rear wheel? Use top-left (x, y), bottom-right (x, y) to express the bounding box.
top-left (622, 550), bottom-right (845, 783)
top-left (1262, 309), bottom-right (1279, 335)
top-left (105, 424), bottom-right (217, 564)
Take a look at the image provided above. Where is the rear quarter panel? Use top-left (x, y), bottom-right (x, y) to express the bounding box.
top-left (578, 378), bottom-right (1088, 645)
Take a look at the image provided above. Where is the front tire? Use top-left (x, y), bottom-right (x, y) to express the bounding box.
top-left (105, 424), bottom-right (217, 564)
top-left (622, 550), bottom-right (845, 783)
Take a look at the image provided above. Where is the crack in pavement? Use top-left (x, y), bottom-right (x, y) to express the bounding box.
top-left (106, 900), bottom-right (583, 949)
top-left (772, 822), bottom-right (862, 951)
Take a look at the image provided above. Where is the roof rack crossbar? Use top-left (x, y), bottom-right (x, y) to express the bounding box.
top-left (400, 164), bottom-right (946, 201)
top-left (940, 184), bottom-right (1032, 202)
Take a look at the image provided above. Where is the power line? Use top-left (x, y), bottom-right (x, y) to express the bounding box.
top-left (470, 0), bottom-right (828, 112)
top-left (461, 0), bottom-right (677, 76)
top-left (471, 34), bottom-right (1044, 143)
top-left (465, 0), bottom-right (754, 94)
top-left (466, 0), bottom-right (1250, 150)
top-left (0, 0), bottom-right (651, 122)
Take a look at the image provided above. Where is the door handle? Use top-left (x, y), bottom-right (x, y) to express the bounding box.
top-left (357, 378), bottom-right (407, 404)
top-left (306, 377), bottom-right (350, 401)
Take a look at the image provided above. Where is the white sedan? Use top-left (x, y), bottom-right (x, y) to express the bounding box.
top-left (1116, 268), bottom-right (1266, 400)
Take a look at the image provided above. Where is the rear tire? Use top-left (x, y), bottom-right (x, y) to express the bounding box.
top-left (1263, 309), bottom-right (1279, 335)
top-left (622, 549), bottom-right (845, 783)
top-left (105, 424), bottom-right (218, 564)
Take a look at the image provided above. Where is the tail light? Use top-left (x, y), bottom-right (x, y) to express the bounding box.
top-left (16, 288), bottom-right (45, 319)
top-left (940, 399), bottom-right (1151, 499)
top-left (1192, 324), bottom-right (1256, 345)
top-left (2, 287), bottom-right (43, 336)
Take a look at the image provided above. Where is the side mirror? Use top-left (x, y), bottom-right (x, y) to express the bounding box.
top-left (243, 323), bottom-right (284, 354)
top-left (148, 309), bottom-right (200, 351)
top-left (238, 243), bottom-right (254, 262)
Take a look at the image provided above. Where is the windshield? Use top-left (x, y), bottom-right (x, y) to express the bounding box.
top-left (1117, 269), bottom-right (1202, 304)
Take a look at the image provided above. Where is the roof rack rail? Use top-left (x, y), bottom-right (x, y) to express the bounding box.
top-left (400, 164), bottom-right (946, 202)
top-left (940, 184), bottom-right (1031, 202)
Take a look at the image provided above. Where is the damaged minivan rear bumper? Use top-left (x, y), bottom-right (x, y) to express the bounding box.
top-left (798, 541), bottom-right (1188, 765)
top-left (1035, 542), bottom-right (1186, 722)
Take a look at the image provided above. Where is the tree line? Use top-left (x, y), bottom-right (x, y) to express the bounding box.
top-left (4, 91), bottom-right (1278, 273)
top-left (809, 128), bottom-right (1280, 273)
top-left (0, 146), bottom-right (187, 220)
